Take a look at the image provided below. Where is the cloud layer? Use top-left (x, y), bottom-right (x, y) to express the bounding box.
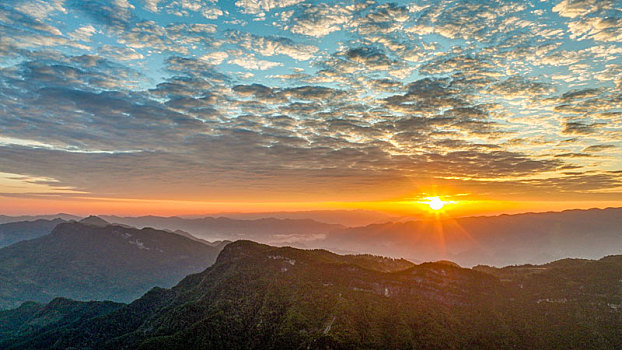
top-left (0, 0), bottom-right (620, 203)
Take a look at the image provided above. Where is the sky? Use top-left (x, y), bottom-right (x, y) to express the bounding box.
top-left (0, 0), bottom-right (621, 217)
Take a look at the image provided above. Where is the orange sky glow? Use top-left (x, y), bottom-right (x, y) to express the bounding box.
top-left (3, 193), bottom-right (621, 219)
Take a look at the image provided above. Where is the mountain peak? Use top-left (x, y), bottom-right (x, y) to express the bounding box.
top-left (0, 220), bottom-right (226, 309)
top-left (215, 240), bottom-right (273, 264)
top-left (78, 216), bottom-right (110, 227)
top-left (431, 260), bottom-right (461, 268)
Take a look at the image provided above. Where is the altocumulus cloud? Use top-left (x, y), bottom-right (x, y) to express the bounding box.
top-left (0, 0), bottom-right (620, 202)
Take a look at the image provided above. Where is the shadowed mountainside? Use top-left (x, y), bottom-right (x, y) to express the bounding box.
top-left (0, 219), bottom-right (67, 248)
top-left (0, 241), bottom-right (620, 349)
top-left (0, 220), bottom-right (226, 309)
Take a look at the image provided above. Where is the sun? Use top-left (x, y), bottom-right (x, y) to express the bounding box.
top-left (428, 197), bottom-right (445, 211)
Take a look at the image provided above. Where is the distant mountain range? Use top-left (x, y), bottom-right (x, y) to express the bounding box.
top-left (321, 207), bottom-right (622, 266)
top-left (200, 209), bottom-right (398, 226)
top-left (0, 218), bottom-right (226, 309)
top-left (0, 214), bottom-right (79, 224)
top-left (1, 241), bottom-right (620, 349)
top-left (99, 215), bottom-right (343, 245)
top-left (106, 207), bottom-right (622, 266)
top-left (1, 207), bottom-right (620, 267)
top-left (0, 210), bottom-right (393, 227)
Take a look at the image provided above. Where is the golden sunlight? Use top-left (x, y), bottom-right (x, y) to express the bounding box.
top-left (427, 196), bottom-right (445, 211)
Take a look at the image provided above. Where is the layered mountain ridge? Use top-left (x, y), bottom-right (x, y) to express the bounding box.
top-left (1, 240), bottom-right (619, 349)
top-left (1, 207), bottom-right (620, 267)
